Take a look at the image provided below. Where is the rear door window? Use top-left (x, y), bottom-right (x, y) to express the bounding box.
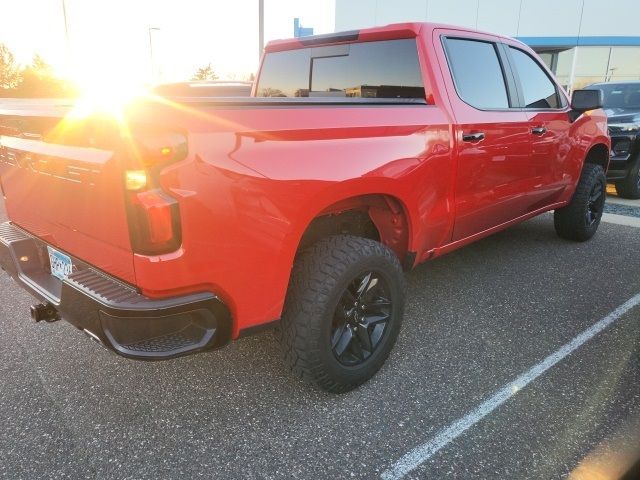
top-left (257, 39), bottom-right (425, 99)
top-left (509, 47), bottom-right (562, 109)
top-left (443, 38), bottom-right (510, 109)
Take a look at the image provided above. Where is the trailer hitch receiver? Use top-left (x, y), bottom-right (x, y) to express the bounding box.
top-left (30, 303), bottom-right (60, 323)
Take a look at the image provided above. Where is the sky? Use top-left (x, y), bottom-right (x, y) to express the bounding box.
top-left (1, 0), bottom-right (335, 84)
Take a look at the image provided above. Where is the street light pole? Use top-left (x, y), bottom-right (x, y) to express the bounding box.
top-left (258, 0), bottom-right (264, 61)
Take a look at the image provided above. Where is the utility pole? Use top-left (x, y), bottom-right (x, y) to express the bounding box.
top-left (258, 0), bottom-right (264, 61)
top-left (61, 0), bottom-right (71, 65)
top-left (148, 27), bottom-right (160, 82)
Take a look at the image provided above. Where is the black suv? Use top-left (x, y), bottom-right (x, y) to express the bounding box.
top-left (588, 81), bottom-right (640, 199)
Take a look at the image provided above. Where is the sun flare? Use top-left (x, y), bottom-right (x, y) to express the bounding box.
top-left (68, 73), bottom-right (148, 119)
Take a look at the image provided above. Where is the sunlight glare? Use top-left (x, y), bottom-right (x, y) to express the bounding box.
top-left (70, 79), bottom-right (146, 119)
top-left (69, 69), bottom-right (148, 120)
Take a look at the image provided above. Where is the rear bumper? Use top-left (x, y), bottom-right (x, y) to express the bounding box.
top-left (0, 222), bottom-right (231, 360)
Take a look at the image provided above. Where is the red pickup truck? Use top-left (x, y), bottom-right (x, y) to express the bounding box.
top-left (0, 23), bottom-right (609, 392)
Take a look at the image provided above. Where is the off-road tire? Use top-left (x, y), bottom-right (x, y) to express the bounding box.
top-left (614, 156), bottom-right (640, 199)
top-left (554, 163), bottom-right (607, 241)
top-left (278, 235), bottom-right (405, 393)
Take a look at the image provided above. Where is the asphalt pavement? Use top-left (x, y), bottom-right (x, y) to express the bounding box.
top-left (1, 196), bottom-right (639, 480)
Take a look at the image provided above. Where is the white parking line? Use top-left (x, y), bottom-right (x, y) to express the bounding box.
top-left (381, 293), bottom-right (640, 480)
top-left (606, 196), bottom-right (640, 208)
top-left (601, 213), bottom-right (640, 228)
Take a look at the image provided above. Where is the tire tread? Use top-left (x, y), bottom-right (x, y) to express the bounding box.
top-left (278, 235), bottom-right (404, 393)
top-left (614, 156), bottom-right (640, 199)
top-left (554, 163), bottom-right (606, 242)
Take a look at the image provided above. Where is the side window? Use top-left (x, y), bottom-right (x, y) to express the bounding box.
top-left (509, 47), bottom-right (561, 109)
top-left (443, 38), bottom-right (509, 109)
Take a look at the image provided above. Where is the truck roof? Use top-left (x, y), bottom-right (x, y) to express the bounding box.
top-left (264, 22), bottom-right (521, 53)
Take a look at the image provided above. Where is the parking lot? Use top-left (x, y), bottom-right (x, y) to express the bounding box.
top-left (1, 194), bottom-right (639, 480)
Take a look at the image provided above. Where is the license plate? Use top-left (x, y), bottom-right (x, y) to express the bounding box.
top-left (47, 246), bottom-right (73, 280)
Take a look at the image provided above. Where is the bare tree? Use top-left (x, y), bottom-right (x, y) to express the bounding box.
top-left (191, 63), bottom-right (219, 81)
top-left (260, 87), bottom-right (285, 97)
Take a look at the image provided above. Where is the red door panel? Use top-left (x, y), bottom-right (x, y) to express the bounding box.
top-left (452, 114), bottom-right (533, 240)
top-left (432, 28), bottom-right (537, 241)
top-left (524, 111), bottom-right (573, 209)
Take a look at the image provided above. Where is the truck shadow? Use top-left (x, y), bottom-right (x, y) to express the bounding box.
top-left (2, 211), bottom-right (639, 479)
top-left (70, 212), bottom-right (619, 401)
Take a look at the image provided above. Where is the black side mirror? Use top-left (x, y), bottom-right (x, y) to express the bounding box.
top-left (571, 89), bottom-right (603, 112)
top-left (569, 89), bottom-right (603, 122)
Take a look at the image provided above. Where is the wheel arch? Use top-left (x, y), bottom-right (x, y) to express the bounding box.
top-left (293, 192), bottom-right (415, 270)
top-left (583, 142), bottom-right (610, 172)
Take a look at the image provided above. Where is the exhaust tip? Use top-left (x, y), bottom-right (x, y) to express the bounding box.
top-left (30, 303), bottom-right (60, 323)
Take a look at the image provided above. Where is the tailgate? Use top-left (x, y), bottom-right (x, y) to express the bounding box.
top-left (0, 121), bottom-right (135, 284)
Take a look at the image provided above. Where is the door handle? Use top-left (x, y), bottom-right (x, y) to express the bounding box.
top-left (531, 126), bottom-right (547, 136)
top-left (462, 132), bottom-right (485, 142)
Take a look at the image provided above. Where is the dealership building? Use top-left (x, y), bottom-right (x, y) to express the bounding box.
top-left (335, 0), bottom-right (640, 91)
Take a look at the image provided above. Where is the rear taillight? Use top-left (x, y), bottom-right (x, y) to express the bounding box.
top-left (133, 131), bottom-right (188, 168)
top-left (127, 189), bottom-right (181, 255)
top-left (123, 130), bottom-right (187, 255)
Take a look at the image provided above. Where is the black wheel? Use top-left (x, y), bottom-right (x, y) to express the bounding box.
top-left (614, 156), bottom-right (640, 199)
top-left (554, 163), bottom-right (607, 242)
top-left (278, 235), bottom-right (405, 393)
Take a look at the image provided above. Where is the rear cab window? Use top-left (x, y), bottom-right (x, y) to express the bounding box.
top-left (256, 39), bottom-right (425, 100)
